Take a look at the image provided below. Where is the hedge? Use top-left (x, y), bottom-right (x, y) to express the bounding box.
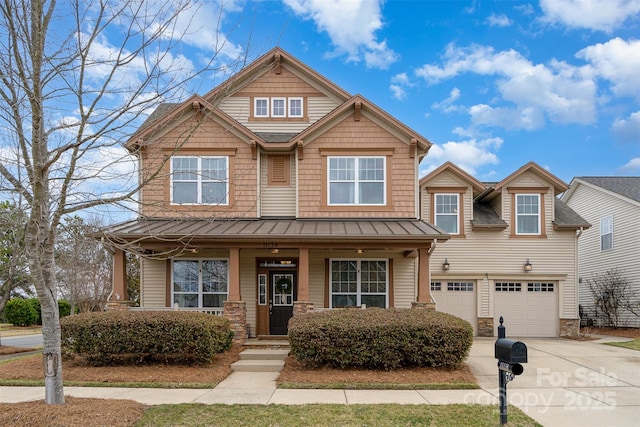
top-left (60, 310), bottom-right (233, 365)
top-left (288, 308), bottom-right (473, 370)
top-left (4, 298), bottom-right (38, 327)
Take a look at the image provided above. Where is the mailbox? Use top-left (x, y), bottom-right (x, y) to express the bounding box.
top-left (495, 338), bottom-right (528, 364)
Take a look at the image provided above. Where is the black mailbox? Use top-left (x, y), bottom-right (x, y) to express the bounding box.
top-left (495, 338), bottom-right (528, 364)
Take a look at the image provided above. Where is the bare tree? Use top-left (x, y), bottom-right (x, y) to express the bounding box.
top-left (587, 269), bottom-right (639, 328)
top-left (0, 0), bottom-right (248, 404)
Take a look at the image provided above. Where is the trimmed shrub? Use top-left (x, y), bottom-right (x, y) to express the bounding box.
top-left (5, 298), bottom-right (38, 327)
top-left (61, 310), bottom-right (233, 365)
top-left (288, 308), bottom-right (473, 370)
top-left (57, 299), bottom-right (72, 318)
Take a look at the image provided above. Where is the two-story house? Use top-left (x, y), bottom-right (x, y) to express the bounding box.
top-left (561, 177), bottom-right (640, 327)
top-left (420, 162), bottom-right (590, 337)
top-left (104, 48), bottom-right (450, 342)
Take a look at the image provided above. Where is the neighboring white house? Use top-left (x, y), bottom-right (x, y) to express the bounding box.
top-left (562, 177), bottom-right (640, 327)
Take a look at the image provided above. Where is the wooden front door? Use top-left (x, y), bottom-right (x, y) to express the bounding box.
top-left (269, 272), bottom-right (296, 335)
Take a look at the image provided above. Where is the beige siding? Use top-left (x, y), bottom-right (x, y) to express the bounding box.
top-left (566, 184), bottom-right (640, 326)
top-left (240, 250), bottom-right (258, 333)
top-left (391, 255), bottom-right (417, 308)
top-left (140, 258), bottom-right (167, 307)
top-left (260, 154), bottom-right (296, 217)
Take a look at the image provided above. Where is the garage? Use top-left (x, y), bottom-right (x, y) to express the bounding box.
top-left (431, 280), bottom-right (477, 334)
top-left (494, 281), bottom-right (558, 337)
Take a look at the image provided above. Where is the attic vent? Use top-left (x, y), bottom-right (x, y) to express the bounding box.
top-left (268, 156), bottom-right (290, 186)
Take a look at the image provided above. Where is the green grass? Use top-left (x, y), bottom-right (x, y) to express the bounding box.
top-left (604, 339), bottom-right (640, 351)
top-left (278, 381), bottom-right (479, 390)
top-left (136, 404), bottom-right (542, 427)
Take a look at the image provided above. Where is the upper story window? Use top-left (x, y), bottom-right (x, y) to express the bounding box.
top-left (328, 156), bottom-right (386, 205)
top-left (252, 96), bottom-right (305, 119)
top-left (435, 194), bottom-right (459, 234)
top-left (515, 194), bottom-right (540, 235)
top-left (600, 215), bottom-right (613, 251)
top-left (171, 156), bottom-right (228, 205)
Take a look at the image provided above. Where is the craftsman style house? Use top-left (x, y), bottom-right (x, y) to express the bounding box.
top-left (562, 177), bottom-right (640, 327)
top-left (106, 48), bottom-right (449, 341)
top-left (420, 162), bottom-right (590, 337)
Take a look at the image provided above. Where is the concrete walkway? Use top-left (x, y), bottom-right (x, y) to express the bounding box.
top-left (1, 336), bottom-right (639, 427)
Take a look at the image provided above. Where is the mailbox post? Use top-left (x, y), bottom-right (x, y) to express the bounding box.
top-left (495, 316), bottom-right (527, 425)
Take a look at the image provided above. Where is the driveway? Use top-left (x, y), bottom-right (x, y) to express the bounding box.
top-left (467, 336), bottom-right (640, 427)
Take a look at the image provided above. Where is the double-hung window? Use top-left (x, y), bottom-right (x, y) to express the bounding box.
top-left (254, 98), bottom-right (269, 117)
top-left (289, 97), bottom-right (303, 117)
top-left (173, 260), bottom-right (228, 308)
top-left (435, 194), bottom-right (459, 234)
top-left (600, 215), bottom-right (613, 251)
top-left (271, 97), bottom-right (286, 117)
top-left (171, 156), bottom-right (228, 205)
top-left (515, 194), bottom-right (540, 235)
top-left (328, 156), bottom-right (385, 205)
top-left (330, 259), bottom-right (388, 308)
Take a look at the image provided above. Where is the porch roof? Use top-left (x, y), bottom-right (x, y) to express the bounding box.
top-left (102, 218), bottom-right (449, 248)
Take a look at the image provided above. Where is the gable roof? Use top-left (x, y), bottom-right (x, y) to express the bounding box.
top-left (492, 161), bottom-right (568, 196)
top-left (563, 177), bottom-right (640, 204)
top-left (419, 161), bottom-right (485, 193)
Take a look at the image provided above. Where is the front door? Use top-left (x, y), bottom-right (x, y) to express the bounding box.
top-left (269, 272), bottom-right (295, 335)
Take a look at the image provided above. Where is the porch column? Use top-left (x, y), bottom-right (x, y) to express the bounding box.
top-left (294, 247), bottom-right (313, 315)
top-left (414, 248), bottom-right (435, 309)
top-left (106, 249), bottom-right (130, 311)
top-left (228, 247), bottom-right (241, 301)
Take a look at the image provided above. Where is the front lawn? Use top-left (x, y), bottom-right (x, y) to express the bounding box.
top-left (604, 339), bottom-right (640, 351)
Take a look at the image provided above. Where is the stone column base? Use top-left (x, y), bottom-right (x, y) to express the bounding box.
top-left (293, 301), bottom-right (314, 316)
top-left (560, 318), bottom-right (579, 338)
top-left (224, 300), bottom-right (247, 344)
top-left (477, 317), bottom-right (494, 337)
top-left (105, 301), bottom-right (132, 311)
top-left (411, 302), bottom-right (436, 310)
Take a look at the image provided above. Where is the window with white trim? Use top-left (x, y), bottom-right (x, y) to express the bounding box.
top-left (173, 260), bottom-right (228, 307)
top-left (289, 97), bottom-right (303, 117)
top-left (271, 97), bottom-right (286, 117)
top-left (328, 156), bottom-right (385, 205)
top-left (171, 156), bottom-right (228, 205)
top-left (254, 97), bottom-right (269, 117)
top-left (330, 259), bottom-right (388, 308)
top-left (515, 194), bottom-right (540, 235)
top-left (600, 215), bottom-right (613, 251)
top-left (435, 194), bottom-right (459, 234)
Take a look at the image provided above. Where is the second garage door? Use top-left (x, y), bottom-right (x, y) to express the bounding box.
top-left (431, 280), bottom-right (477, 334)
top-left (494, 281), bottom-right (558, 337)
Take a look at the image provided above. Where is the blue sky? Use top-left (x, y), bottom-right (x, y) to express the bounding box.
top-left (188, 0), bottom-right (639, 184)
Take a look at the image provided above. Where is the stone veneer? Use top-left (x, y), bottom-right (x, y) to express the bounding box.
top-left (293, 301), bottom-right (314, 316)
top-left (477, 317), bottom-right (494, 337)
top-left (223, 300), bottom-right (247, 344)
top-left (411, 302), bottom-right (436, 310)
top-left (560, 318), bottom-right (579, 338)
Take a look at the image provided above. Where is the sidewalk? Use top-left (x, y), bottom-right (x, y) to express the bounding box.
top-left (1, 336), bottom-right (639, 427)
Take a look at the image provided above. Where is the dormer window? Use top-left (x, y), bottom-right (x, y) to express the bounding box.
top-left (435, 194), bottom-right (459, 234)
top-left (515, 194), bottom-right (540, 235)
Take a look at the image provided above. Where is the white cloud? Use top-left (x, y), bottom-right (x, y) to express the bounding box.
top-left (611, 111), bottom-right (640, 143)
top-left (619, 157), bottom-right (640, 173)
top-left (419, 137), bottom-right (503, 177)
top-left (577, 38), bottom-right (640, 99)
top-left (282, 0), bottom-right (398, 69)
top-left (486, 13), bottom-right (512, 27)
top-left (390, 73), bottom-right (413, 100)
top-left (469, 104), bottom-right (545, 130)
top-left (539, 0), bottom-right (640, 32)
top-left (432, 88), bottom-right (463, 113)
top-left (415, 43), bottom-right (597, 129)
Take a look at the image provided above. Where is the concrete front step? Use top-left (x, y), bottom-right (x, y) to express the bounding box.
top-left (231, 359), bottom-right (285, 372)
top-left (240, 349), bottom-right (290, 361)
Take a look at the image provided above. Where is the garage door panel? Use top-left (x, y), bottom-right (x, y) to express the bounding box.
top-left (494, 282), bottom-right (557, 337)
top-left (432, 281), bottom-right (476, 334)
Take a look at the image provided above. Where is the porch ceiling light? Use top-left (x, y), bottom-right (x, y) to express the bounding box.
top-left (356, 249), bottom-right (364, 254)
top-left (523, 259), bottom-right (532, 272)
top-left (442, 259), bottom-right (450, 271)
top-left (271, 248), bottom-right (280, 254)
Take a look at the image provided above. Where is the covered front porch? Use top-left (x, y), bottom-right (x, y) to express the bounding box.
top-left (104, 218), bottom-right (449, 343)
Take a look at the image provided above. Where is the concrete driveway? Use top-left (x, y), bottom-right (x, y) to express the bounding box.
top-left (467, 336), bottom-right (640, 427)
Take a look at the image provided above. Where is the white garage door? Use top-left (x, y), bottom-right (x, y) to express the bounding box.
top-left (494, 282), bottom-right (558, 337)
top-left (431, 281), bottom-right (476, 334)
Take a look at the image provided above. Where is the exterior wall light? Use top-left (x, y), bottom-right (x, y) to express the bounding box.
top-left (442, 259), bottom-right (450, 271)
top-left (523, 259), bottom-right (532, 272)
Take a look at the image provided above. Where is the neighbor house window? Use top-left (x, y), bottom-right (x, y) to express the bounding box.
top-left (330, 259), bottom-right (388, 308)
top-left (171, 156), bottom-right (228, 205)
top-left (328, 156), bottom-right (385, 205)
top-left (515, 194), bottom-right (540, 235)
top-left (435, 194), bottom-right (459, 234)
top-left (254, 97), bottom-right (269, 117)
top-left (271, 97), bottom-right (286, 117)
top-left (600, 215), bottom-right (613, 251)
top-left (173, 260), bottom-right (228, 308)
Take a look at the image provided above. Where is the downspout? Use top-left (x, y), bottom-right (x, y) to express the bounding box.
top-left (575, 227), bottom-right (584, 321)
